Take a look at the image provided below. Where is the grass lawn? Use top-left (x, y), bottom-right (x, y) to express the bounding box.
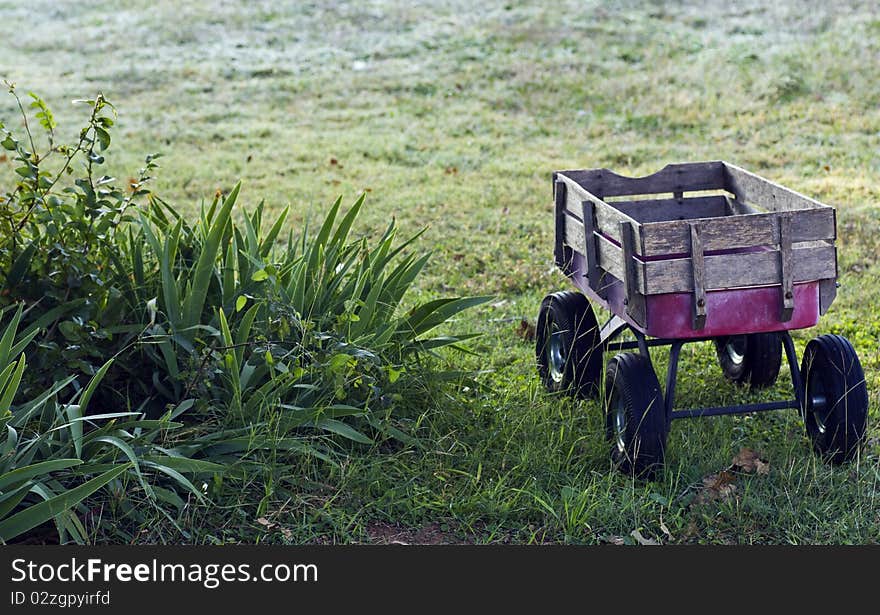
top-left (1, 0), bottom-right (878, 544)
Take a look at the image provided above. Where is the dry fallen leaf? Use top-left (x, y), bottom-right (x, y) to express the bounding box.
top-left (630, 529), bottom-right (660, 546)
top-left (731, 447), bottom-right (770, 474)
top-left (695, 470), bottom-right (737, 505)
top-left (515, 318), bottom-right (536, 341)
top-left (683, 521), bottom-right (700, 540)
top-left (256, 517), bottom-right (275, 529)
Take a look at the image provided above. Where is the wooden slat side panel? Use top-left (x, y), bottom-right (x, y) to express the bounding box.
top-left (620, 221), bottom-right (647, 326)
top-left (559, 161), bottom-right (726, 198)
top-left (689, 223), bottom-right (707, 329)
top-left (612, 196), bottom-right (729, 223)
top-left (556, 173), bottom-right (638, 246)
top-left (554, 179), bottom-right (569, 271)
top-left (642, 245), bottom-right (837, 295)
top-left (819, 277), bottom-right (837, 315)
top-left (581, 200), bottom-right (604, 298)
top-left (723, 162), bottom-right (831, 212)
top-left (595, 232), bottom-right (628, 285)
top-left (562, 214), bottom-right (640, 290)
top-left (640, 207), bottom-right (835, 256)
top-left (724, 196), bottom-right (760, 215)
top-left (779, 214), bottom-right (794, 321)
top-left (563, 213), bottom-right (586, 254)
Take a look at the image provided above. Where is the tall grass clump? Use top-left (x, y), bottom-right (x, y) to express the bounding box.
top-left (0, 85), bottom-right (488, 542)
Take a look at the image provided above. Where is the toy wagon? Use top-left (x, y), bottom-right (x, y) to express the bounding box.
top-left (536, 161), bottom-right (868, 477)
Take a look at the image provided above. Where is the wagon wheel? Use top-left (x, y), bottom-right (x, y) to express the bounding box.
top-left (800, 334), bottom-right (868, 464)
top-left (714, 333), bottom-right (782, 389)
top-left (604, 352), bottom-right (667, 479)
top-left (535, 291), bottom-right (602, 398)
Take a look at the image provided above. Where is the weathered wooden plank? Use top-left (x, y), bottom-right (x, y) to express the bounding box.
top-left (612, 195), bottom-right (729, 223)
top-left (819, 277), bottom-right (837, 315)
top-left (563, 213), bottom-right (630, 286)
top-left (563, 213), bottom-right (586, 254)
top-left (595, 230), bottom-right (628, 285)
top-left (778, 214), bottom-right (794, 321)
top-left (581, 200), bottom-right (605, 298)
top-left (819, 233), bottom-right (838, 314)
top-left (723, 195), bottom-right (759, 215)
top-left (556, 173), bottom-right (637, 245)
top-left (723, 162), bottom-right (830, 212)
top-left (620, 221), bottom-right (646, 326)
top-left (641, 244), bottom-right (836, 295)
top-left (689, 223), bottom-right (707, 329)
top-left (554, 179), bottom-right (569, 272)
top-left (640, 207), bottom-right (835, 256)
top-left (559, 161), bottom-right (726, 198)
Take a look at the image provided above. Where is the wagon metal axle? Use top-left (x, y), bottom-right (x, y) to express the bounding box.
top-left (601, 317), bottom-right (812, 423)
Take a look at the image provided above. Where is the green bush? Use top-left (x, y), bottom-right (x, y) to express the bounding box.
top-left (0, 305), bottom-right (215, 543)
top-left (0, 86), bottom-right (488, 542)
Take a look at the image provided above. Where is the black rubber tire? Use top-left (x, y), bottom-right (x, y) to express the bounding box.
top-left (604, 352), bottom-right (667, 479)
top-left (714, 333), bottom-right (782, 389)
top-left (535, 291), bottom-right (602, 398)
top-left (800, 334), bottom-right (868, 464)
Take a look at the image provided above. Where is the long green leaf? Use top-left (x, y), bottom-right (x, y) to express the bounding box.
top-left (64, 404), bottom-right (83, 460)
top-left (0, 355), bottom-right (25, 411)
top-left (234, 303), bottom-right (260, 367)
top-left (85, 435), bottom-right (149, 494)
top-left (0, 463), bottom-right (130, 541)
top-left (314, 418), bottom-right (373, 444)
top-left (184, 182), bottom-right (239, 330)
top-left (139, 461), bottom-right (205, 503)
top-left (139, 456), bottom-right (225, 474)
top-left (0, 459), bottom-right (83, 492)
top-left (329, 194), bottom-right (364, 247)
top-left (0, 304), bottom-right (23, 369)
top-left (0, 483), bottom-right (31, 519)
top-left (403, 296), bottom-right (493, 337)
top-left (165, 219), bottom-right (184, 326)
top-left (260, 206), bottom-right (289, 258)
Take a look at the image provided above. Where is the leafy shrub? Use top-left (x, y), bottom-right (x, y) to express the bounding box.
top-left (0, 86), bottom-right (488, 542)
top-left (0, 305), bottom-right (216, 543)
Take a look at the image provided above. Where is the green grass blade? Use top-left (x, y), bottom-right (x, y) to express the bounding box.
top-left (0, 355), bottom-right (25, 411)
top-left (260, 206), bottom-right (289, 258)
top-left (140, 460), bottom-right (205, 503)
top-left (78, 358), bottom-right (113, 416)
top-left (313, 418), bottom-right (373, 444)
top-left (0, 304), bottom-right (23, 369)
top-left (0, 483), bottom-right (31, 519)
top-left (329, 193), bottom-right (365, 247)
top-left (0, 463), bottom-right (130, 542)
top-left (184, 182), bottom-right (239, 331)
top-left (85, 435), bottom-right (149, 493)
top-left (0, 459), bottom-right (83, 492)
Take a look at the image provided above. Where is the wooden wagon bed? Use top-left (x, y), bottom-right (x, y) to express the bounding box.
top-left (552, 161), bottom-right (837, 339)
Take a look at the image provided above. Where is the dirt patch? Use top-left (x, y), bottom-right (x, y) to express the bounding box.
top-left (364, 522), bottom-right (471, 545)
